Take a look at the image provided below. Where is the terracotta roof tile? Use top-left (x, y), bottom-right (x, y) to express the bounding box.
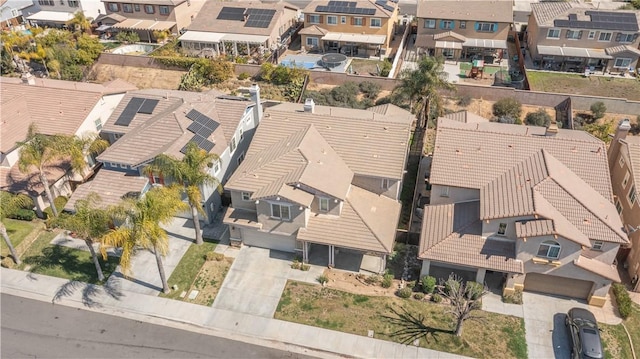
top-left (0, 160), bottom-right (70, 196)
top-left (64, 169), bottom-right (149, 211)
top-left (304, 0), bottom-right (397, 18)
top-left (515, 219), bottom-right (555, 238)
top-left (574, 255), bottom-right (621, 282)
top-left (417, 0), bottom-right (513, 23)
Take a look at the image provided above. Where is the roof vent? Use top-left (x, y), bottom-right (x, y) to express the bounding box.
top-left (546, 120), bottom-right (558, 136)
top-left (21, 72), bottom-right (35, 85)
top-left (303, 98), bottom-right (315, 113)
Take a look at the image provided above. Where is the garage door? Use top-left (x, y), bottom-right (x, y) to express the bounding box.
top-left (241, 229), bottom-right (296, 253)
top-left (524, 273), bottom-right (593, 299)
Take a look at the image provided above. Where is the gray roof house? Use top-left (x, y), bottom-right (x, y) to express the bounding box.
top-left (223, 100), bottom-right (412, 272)
top-left (419, 113), bottom-right (628, 307)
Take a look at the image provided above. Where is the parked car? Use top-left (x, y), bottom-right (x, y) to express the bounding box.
top-left (565, 308), bottom-right (603, 359)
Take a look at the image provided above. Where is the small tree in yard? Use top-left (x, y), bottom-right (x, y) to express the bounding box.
top-left (492, 98), bottom-right (522, 121)
top-left (590, 101), bottom-right (607, 120)
top-left (0, 191), bottom-right (34, 265)
top-left (525, 108), bottom-right (552, 127)
top-left (438, 274), bottom-right (489, 337)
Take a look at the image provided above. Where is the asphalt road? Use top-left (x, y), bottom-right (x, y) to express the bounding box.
top-left (1, 294), bottom-right (317, 359)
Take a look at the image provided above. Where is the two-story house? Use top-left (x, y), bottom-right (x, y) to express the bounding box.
top-left (0, 75), bottom-right (135, 217)
top-left (179, 1), bottom-right (300, 58)
top-left (419, 113), bottom-right (628, 307)
top-left (527, 2), bottom-right (640, 73)
top-left (102, 0), bottom-right (204, 42)
top-left (608, 119), bottom-right (640, 292)
top-left (1, 0), bottom-right (32, 30)
top-left (300, 0), bottom-right (399, 58)
top-left (25, 0), bottom-right (105, 27)
top-left (223, 100), bottom-right (412, 273)
top-left (414, 0), bottom-right (512, 61)
top-left (65, 86), bottom-right (263, 223)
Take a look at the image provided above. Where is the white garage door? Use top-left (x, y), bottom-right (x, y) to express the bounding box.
top-left (524, 273), bottom-right (593, 299)
top-left (241, 229), bottom-right (296, 253)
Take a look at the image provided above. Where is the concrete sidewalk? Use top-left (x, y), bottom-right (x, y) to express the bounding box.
top-left (1, 268), bottom-right (471, 359)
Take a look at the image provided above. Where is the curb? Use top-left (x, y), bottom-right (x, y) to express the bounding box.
top-left (622, 323), bottom-right (637, 359)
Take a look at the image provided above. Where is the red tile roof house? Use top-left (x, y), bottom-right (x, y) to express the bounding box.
top-left (65, 86), bottom-right (263, 223)
top-left (0, 75), bottom-right (136, 217)
top-left (223, 99), bottom-right (413, 272)
top-left (419, 112), bottom-right (629, 307)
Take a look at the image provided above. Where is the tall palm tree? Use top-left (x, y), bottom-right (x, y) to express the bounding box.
top-left (0, 191), bottom-right (34, 265)
top-left (394, 56), bottom-right (454, 128)
top-left (52, 193), bottom-right (111, 281)
top-left (144, 142), bottom-right (220, 245)
top-left (69, 11), bottom-right (93, 36)
top-left (66, 133), bottom-right (109, 178)
top-left (101, 185), bottom-right (188, 293)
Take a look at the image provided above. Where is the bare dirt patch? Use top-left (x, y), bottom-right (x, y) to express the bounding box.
top-left (444, 97), bottom-right (548, 120)
top-left (323, 269), bottom-right (399, 297)
top-left (178, 257), bottom-right (233, 307)
top-left (89, 64), bottom-right (185, 89)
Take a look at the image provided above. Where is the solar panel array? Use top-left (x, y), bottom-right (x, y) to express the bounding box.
top-left (316, 1), bottom-right (376, 15)
top-left (217, 6), bottom-right (245, 21)
top-left (181, 109), bottom-right (219, 154)
top-left (374, 0), bottom-right (395, 12)
top-left (114, 97), bottom-right (159, 126)
top-left (245, 9), bottom-right (276, 28)
top-left (554, 11), bottom-right (638, 31)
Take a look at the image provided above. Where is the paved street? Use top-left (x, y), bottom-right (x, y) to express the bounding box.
top-left (1, 294), bottom-right (314, 359)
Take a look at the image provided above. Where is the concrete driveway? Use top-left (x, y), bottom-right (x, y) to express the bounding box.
top-left (212, 246), bottom-right (323, 318)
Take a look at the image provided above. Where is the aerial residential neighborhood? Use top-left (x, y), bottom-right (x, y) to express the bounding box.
top-left (1, 0), bottom-right (640, 358)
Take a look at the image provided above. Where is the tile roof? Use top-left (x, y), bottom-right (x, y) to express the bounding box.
top-left (223, 207), bottom-right (262, 229)
top-left (416, 0), bottom-right (513, 23)
top-left (531, 2), bottom-right (640, 28)
top-left (418, 201), bottom-right (523, 273)
top-left (606, 45), bottom-right (640, 57)
top-left (64, 169), bottom-right (149, 211)
top-left (515, 219), bottom-right (555, 238)
top-left (303, 0), bottom-right (397, 18)
top-left (366, 103), bottom-right (416, 123)
top-left (621, 136), bottom-right (640, 201)
top-left (299, 25), bottom-right (329, 36)
top-left (297, 185), bottom-right (401, 253)
top-left (574, 255), bottom-right (621, 282)
top-left (0, 160), bottom-right (70, 196)
top-left (433, 31), bottom-right (466, 41)
top-left (443, 110), bottom-right (489, 124)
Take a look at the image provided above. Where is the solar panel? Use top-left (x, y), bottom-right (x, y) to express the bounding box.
top-left (245, 8), bottom-right (276, 28)
top-left (199, 140), bottom-right (215, 153)
top-left (138, 99), bottom-right (159, 114)
top-left (218, 6), bottom-right (245, 21)
top-left (114, 97), bottom-right (145, 126)
top-left (554, 11), bottom-right (639, 31)
top-left (201, 118), bottom-right (219, 132)
top-left (187, 121), bottom-right (203, 133)
top-left (186, 109), bottom-right (200, 121)
top-left (196, 126), bottom-right (212, 138)
top-left (316, 4), bottom-right (376, 15)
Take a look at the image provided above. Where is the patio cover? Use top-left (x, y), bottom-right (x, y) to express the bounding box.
top-left (113, 18), bottom-right (175, 31)
top-left (435, 40), bottom-right (462, 49)
top-left (223, 33), bottom-right (269, 44)
top-left (537, 45), bottom-right (612, 59)
top-left (322, 32), bottom-right (386, 45)
top-left (463, 38), bottom-right (507, 49)
top-left (95, 25), bottom-right (112, 32)
top-left (26, 11), bottom-right (74, 22)
top-left (179, 31), bottom-right (226, 43)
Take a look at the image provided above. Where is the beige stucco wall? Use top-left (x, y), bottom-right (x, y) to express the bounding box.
top-left (417, 19), bottom-right (510, 41)
top-left (429, 185), bottom-right (479, 205)
top-left (256, 199), bottom-right (306, 235)
top-left (482, 216), bottom-right (535, 239)
top-left (229, 190), bottom-right (257, 211)
top-left (517, 235), bottom-right (582, 270)
top-left (351, 175), bottom-right (399, 200)
top-left (303, 10), bottom-right (398, 48)
top-left (103, 0), bottom-right (203, 31)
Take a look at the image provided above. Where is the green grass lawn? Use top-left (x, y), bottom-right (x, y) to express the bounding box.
top-left (624, 302), bottom-right (640, 354)
top-left (1, 219), bottom-right (38, 257)
top-left (275, 281), bottom-right (527, 359)
top-left (527, 71), bottom-right (640, 101)
top-left (17, 229), bottom-right (119, 284)
top-left (459, 62), bottom-right (502, 75)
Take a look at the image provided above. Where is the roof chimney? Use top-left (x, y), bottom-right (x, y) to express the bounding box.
top-left (303, 98), bottom-right (315, 113)
top-left (243, 14), bottom-right (248, 22)
top-left (608, 118), bottom-right (631, 170)
top-left (21, 72), bottom-right (35, 85)
top-left (546, 120), bottom-right (558, 136)
top-left (249, 84), bottom-right (262, 124)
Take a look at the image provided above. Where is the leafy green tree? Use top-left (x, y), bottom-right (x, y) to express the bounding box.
top-left (101, 186), bottom-right (189, 293)
top-left (76, 34), bottom-right (104, 65)
top-left (69, 11), bottom-right (93, 36)
top-left (145, 142), bottom-right (220, 245)
top-left (525, 108), bottom-right (552, 127)
top-left (584, 121), bottom-right (614, 143)
top-left (115, 31), bottom-right (140, 44)
top-left (0, 192), bottom-right (34, 265)
top-left (590, 101), bottom-right (607, 120)
top-left (492, 98), bottom-right (522, 120)
top-left (394, 56), bottom-right (454, 128)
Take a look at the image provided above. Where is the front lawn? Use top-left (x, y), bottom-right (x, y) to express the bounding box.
top-left (527, 71), bottom-right (640, 101)
top-left (275, 281), bottom-right (527, 359)
top-left (160, 239), bottom-right (232, 306)
top-left (600, 301), bottom-right (640, 357)
top-left (17, 229), bottom-right (119, 284)
top-left (1, 219), bottom-right (40, 257)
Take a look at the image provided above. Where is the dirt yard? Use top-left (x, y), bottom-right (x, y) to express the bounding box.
top-left (89, 64), bottom-right (186, 89)
top-left (179, 257), bottom-right (233, 307)
top-left (527, 71), bottom-right (640, 101)
top-left (323, 269), bottom-right (402, 297)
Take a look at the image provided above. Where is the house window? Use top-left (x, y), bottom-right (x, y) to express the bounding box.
top-left (144, 5), bottom-right (154, 13)
top-left (620, 155), bottom-right (626, 167)
top-left (459, 21), bottom-right (466, 29)
top-left (476, 22), bottom-right (496, 32)
top-left (537, 240), bottom-right (561, 259)
top-left (341, 16), bottom-right (346, 24)
top-left (327, 15), bottom-right (337, 25)
top-left (381, 178), bottom-right (390, 189)
top-left (239, 127), bottom-right (244, 141)
top-left (592, 241), bottom-right (604, 251)
top-left (547, 29), bottom-right (560, 39)
top-left (94, 118), bottom-right (103, 131)
top-left (623, 171), bottom-right (631, 188)
top-left (68, 0), bottom-right (79, 7)
top-left (123, 3), bottom-right (133, 13)
top-left (213, 160), bottom-right (220, 174)
top-left (424, 19), bottom-right (435, 28)
top-left (271, 203), bottom-right (291, 220)
top-left (237, 152), bottom-right (245, 165)
top-left (354, 17), bottom-right (363, 26)
top-left (618, 33), bottom-right (634, 43)
top-left (370, 18), bottom-right (381, 27)
top-left (306, 37), bottom-right (319, 47)
top-left (107, 2), bottom-right (119, 11)
top-left (616, 199), bottom-right (623, 214)
top-left (441, 20), bottom-right (454, 30)
top-left (497, 223), bottom-right (507, 236)
top-left (598, 32), bottom-right (612, 41)
top-left (159, 6), bottom-right (169, 15)
top-left (629, 185), bottom-right (637, 206)
top-left (319, 197), bottom-right (329, 212)
top-left (309, 14), bottom-right (320, 24)
top-left (566, 30), bottom-right (581, 39)
top-left (230, 136), bottom-right (237, 153)
top-left (119, 163), bottom-right (127, 169)
top-left (614, 58), bottom-right (632, 68)
top-left (440, 186), bottom-right (449, 197)
top-left (241, 192), bottom-right (251, 201)
top-left (588, 31), bottom-right (596, 39)
top-left (38, 0), bottom-right (54, 5)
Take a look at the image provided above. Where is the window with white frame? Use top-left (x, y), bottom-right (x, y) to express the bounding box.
top-left (271, 203), bottom-right (291, 220)
top-left (306, 37), bottom-right (319, 47)
top-left (442, 20), bottom-right (454, 29)
top-left (566, 30), bottom-right (581, 39)
top-left (424, 19), bottom-right (435, 28)
top-left (159, 5), bottom-right (169, 15)
top-left (476, 22), bottom-right (496, 32)
top-left (319, 197), bottom-right (329, 212)
top-left (547, 29), bottom-right (560, 39)
top-left (616, 199), bottom-right (623, 214)
top-left (459, 21), bottom-right (466, 29)
top-left (123, 3), bottom-right (133, 13)
top-left (107, 2), bottom-right (118, 11)
top-left (68, 0), bottom-right (79, 7)
top-left (241, 192), bottom-right (251, 201)
top-left (237, 152), bottom-right (245, 165)
top-left (537, 240), bottom-right (561, 259)
top-left (309, 14), bottom-right (320, 24)
top-left (629, 185), bottom-right (637, 206)
top-left (119, 163), bottom-right (127, 169)
top-left (94, 118), bottom-right (103, 131)
top-left (327, 15), bottom-right (337, 25)
top-left (370, 18), bottom-right (381, 27)
top-left (144, 4), bottom-right (154, 13)
top-left (354, 17), bottom-right (363, 26)
top-left (134, 4), bottom-right (140, 11)
top-left (381, 178), bottom-right (390, 189)
top-left (440, 186), bottom-right (449, 197)
top-left (614, 58), bottom-right (632, 68)
top-left (239, 127), bottom-right (244, 141)
top-left (230, 136), bottom-right (237, 153)
top-left (497, 223), bottom-right (507, 236)
top-left (592, 241), bottom-right (604, 251)
top-left (341, 16), bottom-right (346, 24)
top-left (623, 171), bottom-right (631, 188)
top-left (588, 31), bottom-right (595, 39)
top-left (618, 33), bottom-right (634, 43)
top-left (598, 32), bottom-right (612, 41)
top-left (213, 160), bottom-right (220, 174)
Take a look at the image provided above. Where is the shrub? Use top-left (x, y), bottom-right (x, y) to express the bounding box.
top-left (612, 283), bottom-right (632, 319)
top-left (421, 275), bottom-right (437, 294)
top-left (317, 275), bottom-right (329, 285)
top-left (630, 121), bottom-right (640, 135)
top-left (237, 72), bottom-right (250, 80)
top-left (12, 208), bottom-right (35, 221)
top-left (359, 81), bottom-right (381, 99)
top-left (397, 286), bottom-right (413, 298)
top-left (365, 274), bottom-right (381, 285)
top-left (115, 31), bottom-right (140, 44)
top-left (497, 115), bottom-right (516, 124)
top-left (525, 108), bottom-right (552, 127)
top-left (301, 264), bottom-right (310, 271)
top-left (465, 281), bottom-right (484, 300)
top-left (503, 289), bottom-right (523, 304)
top-left (1, 257), bottom-right (16, 268)
top-left (381, 273), bottom-right (393, 288)
top-left (431, 293), bottom-right (443, 303)
top-left (413, 292), bottom-right (425, 300)
top-left (379, 60), bottom-right (392, 77)
top-left (205, 251), bottom-right (224, 261)
top-left (54, 196), bottom-right (68, 211)
top-left (291, 260), bottom-right (302, 270)
top-left (493, 98), bottom-right (522, 120)
top-left (590, 101), bottom-right (607, 120)
top-left (457, 95), bottom-right (472, 107)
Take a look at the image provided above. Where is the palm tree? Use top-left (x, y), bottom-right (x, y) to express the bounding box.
top-left (101, 185), bottom-right (188, 293)
top-left (66, 133), bottom-right (109, 178)
top-left (52, 193), bottom-right (111, 281)
top-left (0, 191), bottom-right (34, 265)
top-left (394, 56), bottom-right (454, 128)
top-left (69, 11), bottom-right (93, 36)
top-left (144, 142), bottom-right (220, 245)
